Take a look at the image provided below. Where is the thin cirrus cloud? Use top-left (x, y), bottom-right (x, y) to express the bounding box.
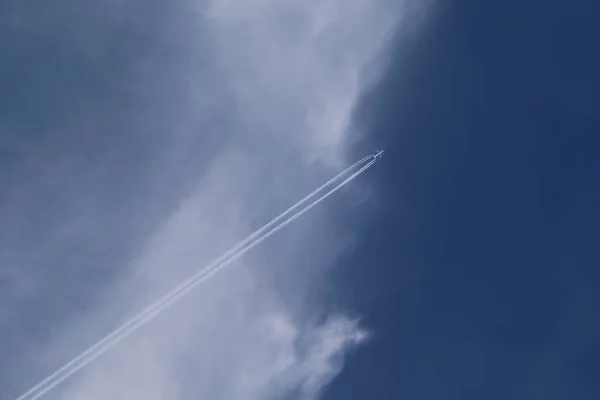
top-left (1, 0), bottom-right (413, 399)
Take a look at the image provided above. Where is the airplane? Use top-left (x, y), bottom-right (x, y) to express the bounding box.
top-left (373, 149), bottom-right (384, 160)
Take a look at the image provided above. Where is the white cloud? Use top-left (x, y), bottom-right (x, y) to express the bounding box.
top-left (4, 0), bottom-right (415, 398)
top-left (198, 0), bottom-right (401, 164)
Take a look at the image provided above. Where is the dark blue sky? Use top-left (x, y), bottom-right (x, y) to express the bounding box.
top-left (327, 0), bottom-right (600, 399)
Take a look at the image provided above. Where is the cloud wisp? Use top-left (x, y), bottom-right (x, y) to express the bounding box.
top-left (2, 0), bottom-right (411, 399)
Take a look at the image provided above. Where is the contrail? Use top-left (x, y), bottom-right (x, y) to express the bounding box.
top-left (18, 158), bottom-right (377, 400)
top-left (15, 153), bottom-right (373, 400)
top-left (16, 154), bottom-right (379, 400)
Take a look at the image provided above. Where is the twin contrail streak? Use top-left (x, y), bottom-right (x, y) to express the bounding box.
top-left (16, 153), bottom-right (379, 400)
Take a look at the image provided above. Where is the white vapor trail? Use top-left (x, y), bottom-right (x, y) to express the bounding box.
top-left (16, 153), bottom-right (379, 400)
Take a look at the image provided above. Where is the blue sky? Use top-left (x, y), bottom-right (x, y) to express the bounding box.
top-left (325, 1), bottom-right (600, 399)
top-left (2, 0), bottom-right (599, 399)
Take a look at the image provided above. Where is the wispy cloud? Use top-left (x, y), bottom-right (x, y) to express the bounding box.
top-left (1, 0), bottom-right (411, 398)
